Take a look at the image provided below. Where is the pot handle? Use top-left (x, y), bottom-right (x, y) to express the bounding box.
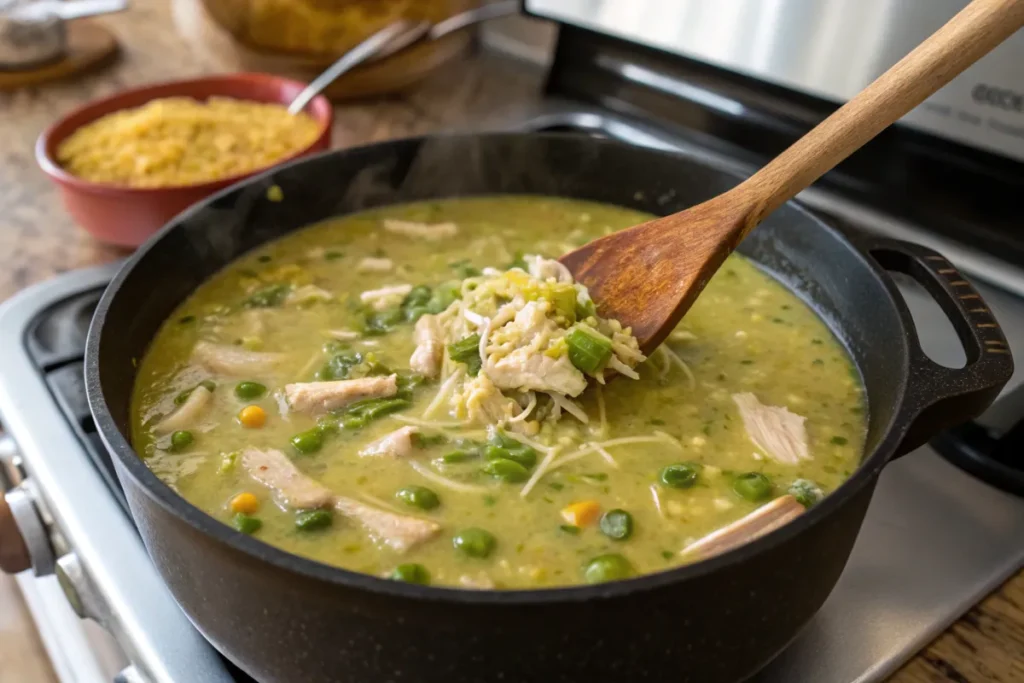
top-left (864, 238), bottom-right (1014, 457)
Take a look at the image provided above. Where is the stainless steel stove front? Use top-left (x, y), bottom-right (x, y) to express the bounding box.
top-left (2, 113), bottom-right (1023, 683)
top-left (0, 265), bottom-right (237, 683)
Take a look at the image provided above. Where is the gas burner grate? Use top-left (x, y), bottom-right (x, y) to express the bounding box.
top-left (25, 289), bottom-right (130, 516)
top-left (932, 422), bottom-right (1024, 496)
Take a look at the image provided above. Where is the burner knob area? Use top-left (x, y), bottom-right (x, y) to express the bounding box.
top-left (0, 485), bottom-right (56, 576)
top-left (0, 492), bottom-right (30, 573)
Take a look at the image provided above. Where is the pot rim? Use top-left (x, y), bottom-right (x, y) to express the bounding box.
top-left (85, 132), bottom-right (909, 606)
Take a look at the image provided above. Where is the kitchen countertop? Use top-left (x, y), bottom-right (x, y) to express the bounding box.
top-left (0, 2), bottom-right (1021, 682)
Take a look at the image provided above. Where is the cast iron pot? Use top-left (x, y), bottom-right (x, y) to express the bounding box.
top-left (85, 134), bottom-right (1013, 683)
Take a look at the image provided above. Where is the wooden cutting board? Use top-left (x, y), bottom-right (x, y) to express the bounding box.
top-left (0, 21), bottom-right (119, 91)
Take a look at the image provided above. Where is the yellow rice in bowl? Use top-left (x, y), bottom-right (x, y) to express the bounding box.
top-left (56, 97), bottom-right (321, 188)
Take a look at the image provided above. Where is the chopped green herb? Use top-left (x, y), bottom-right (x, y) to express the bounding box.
top-left (830, 436), bottom-right (848, 446)
top-left (559, 524), bottom-right (581, 535)
top-left (566, 328), bottom-right (613, 375)
top-left (290, 429), bottom-right (323, 455)
top-left (324, 250), bottom-right (344, 261)
top-left (648, 418), bottom-right (666, 426)
top-left (447, 334), bottom-right (482, 375)
top-left (482, 458), bottom-right (530, 483)
top-left (788, 479), bottom-right (824, 508)
top-left (548, 482), bottom-right (565, 491)
top-left (243, 283), bottom-right (291, 308)
top-left (661, 550), bottom-right (675, 560)
top-left (257, 255), bottom-right (272, 263)
top-left (440, 449), bottom-right (479, 464)
top-left (178, 315), bottom-right (196, 324)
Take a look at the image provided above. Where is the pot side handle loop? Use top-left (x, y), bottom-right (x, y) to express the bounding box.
top-left (865, 239), bottom-right (1014, 457)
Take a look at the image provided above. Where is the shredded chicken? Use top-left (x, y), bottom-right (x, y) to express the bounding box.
top-left (327, 329), bottom-right (360, 341)
top-left (683, 495), bottom-right (805, 559)
top-left (484, 302), bottom-right (587, 397)
top-left (456, 374), bottom-right (538, 435)
top-left (382, 219), bottom-right (458, 241)
top-left (732, 392), bottom-right (810, 465)
top-left (333, 496), bottom-right (440, 553)
top-left (356, 257), bottom-right (394, 273)
top-left (359, 426), bottom-right (418, 458)
top-left (193, 342), bottom-right (284, 376)
top-left (154, 385), bottom-right (212, 434)
top-left (524, 254), bottom-right (572, 283)
top-left (409, 314), bottom-right (444, 378)
top-left (420, 255), bottom-right (642, 433)
top-left (286, 285), bottom-right (332, 305)
top-left (241, 448), bottom-right (333, 510)
top-left (242, 448), bottom-right (439, 551)
top-left (285, 375), bottom-right (397, 416)
top-left (360, 284), bottom-right (412, 311)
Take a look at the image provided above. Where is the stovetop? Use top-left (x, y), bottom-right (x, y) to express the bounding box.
top-left (1, 104), bottom-right (1023, 683)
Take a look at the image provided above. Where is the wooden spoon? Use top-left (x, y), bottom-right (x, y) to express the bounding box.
top-left (560, 0), bottom-right (1024, 355)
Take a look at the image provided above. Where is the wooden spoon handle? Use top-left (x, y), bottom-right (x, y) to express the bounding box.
top-left (734, 0), bottom-right (1024, 236)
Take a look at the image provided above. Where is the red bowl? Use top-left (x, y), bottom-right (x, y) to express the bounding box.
top-left (36, 73), bottom-right (333, 248)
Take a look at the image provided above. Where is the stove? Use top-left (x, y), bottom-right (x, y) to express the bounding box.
top-left (4, 13), bottom-right (1024, 683)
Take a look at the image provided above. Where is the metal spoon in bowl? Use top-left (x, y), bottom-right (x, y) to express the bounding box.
top-left (287, 0), bottom-right (518, 116)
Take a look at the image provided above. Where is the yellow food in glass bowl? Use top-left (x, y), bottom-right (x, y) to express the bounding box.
top-left (56, 97), bottom-right (320, 188)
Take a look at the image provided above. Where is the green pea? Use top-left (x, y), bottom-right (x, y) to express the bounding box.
top-left (599, 509), bottom-right (634, 541)
top-left (232, 513), bottom-right (262, 535)
top-left (482, 458), bottom-right (529, 483)
top-left (583, 553), bottom-right (633, 584)
top-left (295, 509), bottom-right (333, 531)
top-left (788, 479), bottom-right (824, 508)
top-left (659, 462), bottom-right (699, 489)
top-left (734, 472), bottom-right (773, 502)
top-left (391, 563), bottom-right (430, 585)
top-left (290, 429), bottom-right (323, 455)
top-left (396, 486), bottom-right (440, 511)
top-left (169, 430), bottom-right (193, 452)
top-left (453, 528), bottom-right (496, 558)
top-left (234, 381), bottom-right (267, 400)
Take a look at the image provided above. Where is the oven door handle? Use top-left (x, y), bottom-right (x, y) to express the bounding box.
top-left (864, 238), bottom-right (1014, 457)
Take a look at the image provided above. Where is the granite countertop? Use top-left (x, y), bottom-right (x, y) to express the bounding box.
top-left (0, 2), bottom-right (1021, 682)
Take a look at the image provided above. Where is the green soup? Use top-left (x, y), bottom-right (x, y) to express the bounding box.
top-left (131, 196), bottom-right (865, 589)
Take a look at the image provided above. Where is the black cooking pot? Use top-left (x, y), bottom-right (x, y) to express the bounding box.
top-left (86, 134), bottom-right (1013, 683)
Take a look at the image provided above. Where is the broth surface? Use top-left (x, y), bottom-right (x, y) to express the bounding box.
top-left (132, 196), bottom-right (865, 588)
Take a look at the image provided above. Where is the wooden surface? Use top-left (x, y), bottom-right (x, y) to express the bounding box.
top-left (0, 21), bottom-right (120, 93)
top-left (0, 2), bottom-right (1021, 682)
